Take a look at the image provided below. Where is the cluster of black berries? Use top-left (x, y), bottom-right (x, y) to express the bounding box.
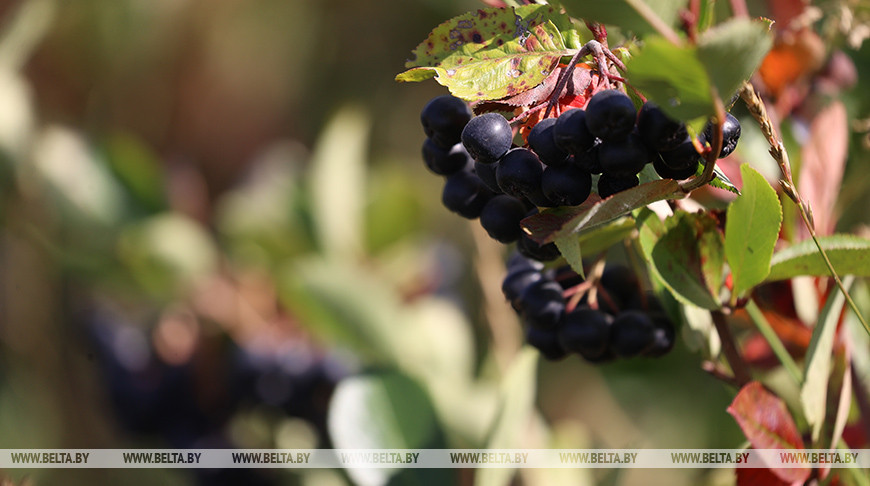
top-left (501, 255), bottom-right (676, 362)
top-left (419, 91), bottom-right (741, 258)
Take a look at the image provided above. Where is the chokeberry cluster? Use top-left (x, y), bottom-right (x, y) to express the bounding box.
top-left (416, 91), bottom-right (737, 362)
top-left (502, 256), bottom-right (676, 362)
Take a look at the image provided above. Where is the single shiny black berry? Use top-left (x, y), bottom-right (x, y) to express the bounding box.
top-left (585, 90), bottom-right (637, 142)
top-left (554, 109), bottom-right (596, 155)
top-left (704, 112), bottom-right (741, 158)
top-left (643, 313), bottom-right (676, 357)
top-left (610, 311), bottom-right (656, 358)
top-left (541, 164), bottom-right (592, 206)
top-left (441, 170), bottom-right (494, 219)
top-left (558, 307), bottom-right (613, 360)
top-left (528, 118), bottom-right (569, 166)
top-left (479, 195), bottom-right (527, 243)
top-left (422, 139), bottom-right (472, 175)
top-left (421, 95), bottom-right (472, 148)
top-left (461, 113), bottom-right (513, 163)
top-left (525, 327), bottom-right (568, 360)
top-left (496, 148), bottom-right (543, 199)
top-left (637, 101), bottom-right (687, 152)
top-left (598, 133), bottom-right (653, 177)
top-left (597, 173), bottom-right (639, 198)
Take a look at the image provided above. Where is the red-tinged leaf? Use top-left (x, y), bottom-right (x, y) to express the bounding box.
top-left (798, 101), bottom-right (848, 237)
top-left (396, 6), bottom-right (579, 101)
top-left (476, 63), bottom-right (595, 111)
top-left (727, 381), bottom-right (811, 484)
top-left (736, 461), bottom-right (793, 486)
top-left (521, 179), bottom-right (684, 244)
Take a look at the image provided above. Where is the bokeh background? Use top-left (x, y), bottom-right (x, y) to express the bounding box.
top-left (0, 0), bottom-right (868, 485)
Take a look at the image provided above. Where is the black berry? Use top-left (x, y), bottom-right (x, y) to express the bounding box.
top-left (479, 195), bottom-right (527, 243)
top-left (525, 327), bottom-right (568, 360)
top-left (518, 279), bottom-right (565, 329)
top-left (585, 90), bottom-right (637, 142)
top-left (541, 164), bottom-right (592, 206)
top-left (474, 159), bottom-right (502, 193)
top-left (610, 311), bottom-right (656, 358)
top-left (597, 173), bottom-right (639, 198)
top-left (421, 95), bottom-right (472, 148)
top-left (517, 232), bottom-right (560, 262)
top-left (528, 117), bottom-right (569, 166)
top-left (637, 101), bottom-right (687, 152)
top-left (558, 307), bottom-right (613, 360)
top-left (653, 156), bottom-right (698, 180)
top-left (704, 112), bottom-right (741, 158)
top-left (461, 113), bottom-right (513, 163)
top-left (496, 148), bottom-right (543, 199)
top-left (554, 109), bottom-right (596, 154)
top-left (441, 170), bottom-right (494, 219)
top-left (422, 139), bottom-right (472, 175)
top-left (598, 133), bottom-right (653, 177)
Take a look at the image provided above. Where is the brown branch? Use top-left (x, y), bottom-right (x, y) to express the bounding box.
top-left (711, 310), bottom-right (752, 386)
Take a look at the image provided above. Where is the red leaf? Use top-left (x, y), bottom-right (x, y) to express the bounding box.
top-left (798, 100), bottom-right (848, 237)
top-left (727, 381), bottom-right (811, 484)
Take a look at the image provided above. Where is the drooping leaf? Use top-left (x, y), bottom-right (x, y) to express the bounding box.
top-left (766, 234), bottom-right (870, 281)
top-left (801, 276), bottom-right (853, 444)
top-left (521, 178), bottom-right (683, 244)
top-left (696, 18), bottom-right (774, 101)
top-left (560, 0), bottom-right (684, 37)
top-left (650, 211), bottom-right (724, 310)
top-left (727, 381), bottom-right (811, 484)
top-left (725, 164), bottom-right (782, 298)
top-left (396, 6), bottom-right (579, 101)
top-left (626, 37), bottom-right (714, 122)
top-left (328, 371), bottom-right (451, 486)
top-left (575, 216), bottom-right (635, 255)
top-left (554, 233), bottom-right (584, 279)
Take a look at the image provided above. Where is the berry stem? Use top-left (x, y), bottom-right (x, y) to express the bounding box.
top-left (711, 310), bottom-right (752, 386)
top-left (739, 81), bottom-right (870, 338)
top-left (680, 90), bottom-right (725, 193)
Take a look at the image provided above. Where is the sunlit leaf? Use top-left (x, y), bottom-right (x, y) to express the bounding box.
top-left (767, 235), bottom-right (870, 281)
top-left (397, 6), bottom-right (578, 101)
top-left (522, 178), bottom-right (683, 244)
top-left (725, 164), bottom-right (782, 297)
top-left (560, 0), bottom-right (683, 37)
top-left (696, 18), bottom-right (773, 100)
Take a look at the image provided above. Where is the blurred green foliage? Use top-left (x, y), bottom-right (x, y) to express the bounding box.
top-left (0, 1), bottom-right (867, 486)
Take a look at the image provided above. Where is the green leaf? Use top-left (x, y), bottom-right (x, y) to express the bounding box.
top-left (767, 234), bottom-right (870, 281)
top-left (561, 0), bottom-right (683, 37)
top-left (576, 216), bottom-right (635, 255)
top-left (328, 371), bottom-right (451, 486)
top-left (725, 164), bottom-right (782, 298)
top-left (650, 211), bottom-right (724, 310)
top-left (396, 6), bottom-right (577, 101)
top-left (308, 106), bottom-right (369, 260)
top-left (696, 18), bottom-right (773, 100)
top-left (695, 162), bottom-right (740, 195)
top-left (626, 37), bottom-right (714, 122)
top-left (554, 233), bottom-right (585, 279)
top-left (477, 348), bottom-right (538, 486)
top-left (522, 178), bottom-right (683, 244)
top-left (801, 277), bottom-right (854, 444)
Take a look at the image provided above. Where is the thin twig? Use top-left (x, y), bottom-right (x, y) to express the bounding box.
top-left (680, 89), bottom-right (725, 192)
top-left (745, 299), bottom-right (802, 384)
top-left (739, 81), bottom-right (870, 337)
top-left (712, 310), bottom-right (753, 386)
